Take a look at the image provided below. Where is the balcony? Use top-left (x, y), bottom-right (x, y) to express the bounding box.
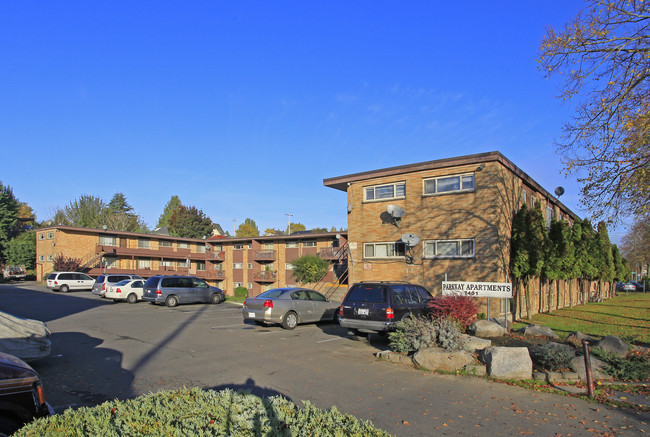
top-left (319, 247), bottom-right (347, 260)
top-left (209, 251), bottom-right (225, 261)
top-left (253, 271), bottom-right (276, 283)
top-left (253, 250), bottom-right (276, 262)
top-left (206, 270), bottom-right (226, 280)
top-left (95, 244), bottom-right (210, 261)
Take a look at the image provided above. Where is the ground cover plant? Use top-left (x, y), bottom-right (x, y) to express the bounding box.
top-left (511, 293), bottom-right (650, 345)
top-left (15, 388), bottom-right (391, 436)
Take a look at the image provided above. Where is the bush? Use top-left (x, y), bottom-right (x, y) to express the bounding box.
top-left (16, 388), bottom-right (390, 436)
top-left (435, 316), bottom-right (467, 351)
top-left (592, 348), bottom-right (650, 381)
top-left (529, 343), bottom-right (574, 371)
top-left (389, 316), bottom-right (438, 354)
top-left (426, 295), bottom-right (478, 330)
top-left (234, 286), bottom-right (248, 299)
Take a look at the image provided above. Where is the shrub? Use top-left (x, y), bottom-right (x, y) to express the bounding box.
top-left (51, 253), bottom-right (83, 272)
top-left (290, 254), bottom-right (330, 283)
top-left (435, 316), bottom-right (468, 351)
top-left (234, 286), bottom-right (248, 299)
top-left (592, 348), bottom-right (650, 381)
top-left (388, 316), bottom-right (438, 354)
top-left (529, 343), bottom-right (575, 371)
top-left (15, 388), bottom-right (390, 436)
top-left (426, 295), bottom-right (478, 330)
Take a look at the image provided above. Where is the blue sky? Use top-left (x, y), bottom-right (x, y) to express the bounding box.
top-left (3, 1), bottom-right (624, 240)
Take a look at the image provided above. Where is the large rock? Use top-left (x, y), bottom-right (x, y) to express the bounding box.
top-left (517, 324), bottom-right (559, 339)
top-left (564, 331), bottom-right (596, 349)
top-left (481, 347), bottom-right (532, 380)
top-left (461, 334), bottom-right (491, 351)
top-left (468, 320), bottom-right (506, 337)
top-left (570, 356), bottom-right (613, 381)
top-left (0, 311), bottom-right (51, 361)
top-left (596, 335), bottom-right (628, 358)
top-left (413, 347), bottom-right (475, 372)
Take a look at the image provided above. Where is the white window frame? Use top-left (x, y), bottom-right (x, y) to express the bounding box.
top-left (38, 233), bottom-right (45, 240)
top-left (137, 258), bottom-right (151, 269)
top-left (39, 255), bottom-right (44, 261)
top-left (363, 242), bottom-right (406, 259)
top-left (47, 255), bottom-right (53, 261)
top-left (286, 241), bottom-right (299, 248)
top-left (159, 240), bottom-right (173, 247)
top-left (47, 232), bottom-right (54, 239)
top-left (364, 181), bottom-right (406, 202)
top-left (233, 263), bottom-right (243, 269)
top-left (138, 239), bottom-right (150, 249)
top-left (177, 260), bottom-right (188, 268)
top-left (196, 244), bottom-right (206, 253)
top-left (247, 263), bottom-right (253, 269)
top-left (546, 205), bottom-right (554, 229)
top-left (423, 173), bottom-right (474, 196)
top-left (161, 260), bottom-right (174, 267)
top-left (100, 235), bottom-right (117, 246)
top-left (302, 240), bottom-right (317, 247)
top-left (285, 263), bottom-right (295, 270)
top-left (233, 244), bottom-right (244, 250)
top-left (196, 261), bottom-right (205, 271)
top-left (178, 242), bottom-right (190, 249)
top-left (423, 239), bottom-right (475, 259)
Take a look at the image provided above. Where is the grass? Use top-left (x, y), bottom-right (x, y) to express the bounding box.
top-left (511, 292), bottom-right (650, 346)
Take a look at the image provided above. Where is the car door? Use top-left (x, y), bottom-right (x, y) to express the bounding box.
top-left (307, 290), bottom-right (336, 321)
top-left (79, 274), bottom-right (95, 290)
top-left (131, 280), bottom-right (144, 298)
top-left (192, 278), bottom-right (211, 303)
top-left (390, 285), bottom-right (415, 321)
top-left (290, 290), bottom-right (314, 322)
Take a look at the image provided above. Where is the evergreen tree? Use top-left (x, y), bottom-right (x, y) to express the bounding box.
top-left (0, 181), bottom-right (20, 262)
top-left (168, 205), bottom-right (214, 238)
top-left (290, 254), bottom-right (330, 283)
top-left (510, 204), bottom-right (530, 319)
top-left (236, 218), bottom-right (260, 238)
top-left (6, 231), bottom-right (35, 269)
top-left (157, 195), bottom-right (182, 229)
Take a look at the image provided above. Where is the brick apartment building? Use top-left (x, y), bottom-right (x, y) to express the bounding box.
top-left (324, 151), bottom-right (579, 316)
top-left (35, 227), bottom-right (347, 296)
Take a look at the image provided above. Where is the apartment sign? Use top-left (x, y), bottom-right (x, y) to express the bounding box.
top-left (442, 281), bottom-right (512, 298)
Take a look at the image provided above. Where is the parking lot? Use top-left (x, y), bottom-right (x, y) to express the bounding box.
top-left (1, 282), bottom-right (648, 435)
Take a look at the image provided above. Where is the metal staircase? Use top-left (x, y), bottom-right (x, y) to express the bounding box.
top-left (312, 242), bottom-right (349, 301)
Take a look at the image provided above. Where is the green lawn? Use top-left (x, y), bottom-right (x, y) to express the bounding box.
top-left (512, 292), bottom-right (650, 345)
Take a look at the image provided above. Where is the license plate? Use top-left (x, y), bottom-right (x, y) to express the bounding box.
top-left (248, 312), bottom-right (255, 318)
top-left (357, 308), bottom-right (369, 316)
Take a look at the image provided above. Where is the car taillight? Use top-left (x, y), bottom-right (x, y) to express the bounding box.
top-left (156, 289), bottom-right (162, 295)
top-left (386, 308), bottom-right (394, 319)
top-left (102, 283), bottom-right (106, 291)
top-left (263, 299), bottom-right (273, 308)
top-left (243, 299), bottom-right (248, 308)
top-left (33, 381), bottom-right (46, 406)
top-left (54, 281), bottom-right (58, 285)
top-left (116, 288), bottom-right (121, 293)
top-left (339, 306), bottom-right (343, 316)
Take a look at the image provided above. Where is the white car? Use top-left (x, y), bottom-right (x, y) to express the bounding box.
top-left (104, 279), bottom-right (145, 303)
top-left (46, 272), bottom-right (95, 292)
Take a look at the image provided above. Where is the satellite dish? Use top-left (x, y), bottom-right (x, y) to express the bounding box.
top-left (386, 204), bottom-right (405, 218)
top-left (401, 233), bottom-right (420, 247)
top-left (554, 186), bottom-right (565, 197)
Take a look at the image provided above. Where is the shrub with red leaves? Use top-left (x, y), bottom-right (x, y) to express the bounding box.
top-left (426, 295), bottom-right (478, 330)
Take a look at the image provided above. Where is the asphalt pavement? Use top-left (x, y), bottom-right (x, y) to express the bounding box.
top-left (1, 281), bottom-right (648, 436)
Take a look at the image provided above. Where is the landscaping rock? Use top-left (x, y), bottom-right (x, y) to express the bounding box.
top-left (0, 311), bottom-right (51, 361)
top-left (376, 350), bottom-right (411, 364)
top-left (517, 324), bottom-right (559, 339)
top-left (564, 331), bottom-right (596, 349)
top-left (413, 347), bottom-right (474, 372)
top-left (464, 364), bottom-right (486, 376)
top-left (461, 334), bottom-right (491, 351)
top-left (468, 320), bottom-right (506, 337)
top-left (596, 335), bottom-right (628, 358)
top-left (570, 356), bottom-right (614, 381)
top-left (481, 347), bottom-right (532, 380)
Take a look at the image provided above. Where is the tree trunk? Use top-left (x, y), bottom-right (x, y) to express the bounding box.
top-left (524, 278), bottom-right (532, 320)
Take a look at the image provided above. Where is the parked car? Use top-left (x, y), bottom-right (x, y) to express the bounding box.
top-left (0, 351), bottom-right (52, 435)
top-left (105, 279), bottom-right (145, 303)
top-left (338, 281), bottom-right (434, 336)
top-left (46, 272), bottom-right (95, 292)
top-left (242, 288), bottom-right (340, 330)
top-left (92, 274), bottom-right (143, 297)
top-left (142, 276), bottom-right (225, 307)
top-left (616, 282), bottom-right (637, 292)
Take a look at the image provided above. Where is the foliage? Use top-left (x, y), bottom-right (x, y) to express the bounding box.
top-left (168, 205), bottom-right (214, 239)
top-left (527, 202), bottom-right (547, 278)
top-left (0, 181), bottom-right (20, 262)
top-left (426, 295), bottom-right (478, 330)
top-left (234, 286), bottom-right (248, 299)
top-left (15, 388), bottom-right (390, 437)
top-left (287, 222), bottom-right (306, 234)
top-left (51, 253), bottom-right (83, 272)
top-left (610, 244), bottom-right (628, 283)
top-left (6, 231), bottom-right (35, 269)
top-left (50, 193), bottom-right (147, 232)
top-left (61, 195), bottom-right (107, 228)
top-left (593, 221), bottom-right (615, 282)
top-left (310, 227), bottom-right (328, 233)
top-left (236, 218), bottom-right (260, 238)
top-left (156, 195), bottom-right (182, 229)
top-left (388, 316), bottom-right (438, 354)
top-left (538, 0), bottom-right (650, 221)
top-left (290, 254), bottom-right (330, 283)
top-left (264, 228), bottom-right (284, 236)
top-left (107, 193), bottom-right (132, 213)
top-left (592, 348), bottom-right (650, 381)
top-left (529, 343), bottom-right (574, 371)
top-left (435, 316), bottom-right (467, 351)
top-left (620, 213), bottom-right (650, 273)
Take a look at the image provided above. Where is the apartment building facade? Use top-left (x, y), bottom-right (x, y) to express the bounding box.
top-left (324, 151), bottom-right (578, 316)
top-left (35, 226), bottom-right (347, 296)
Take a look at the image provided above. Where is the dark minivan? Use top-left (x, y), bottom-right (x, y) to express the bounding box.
top-left (338, 281), bottom-right (433, 336)
top-left (142, 275), bottom-right (225, 308)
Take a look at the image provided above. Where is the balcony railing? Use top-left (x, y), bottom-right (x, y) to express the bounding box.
top-left (253, 271), bottom-right (276, 283)
top-left (319, 247), bottom-right (347, 260)
top-left (253, 250), bottom-right (276, 262)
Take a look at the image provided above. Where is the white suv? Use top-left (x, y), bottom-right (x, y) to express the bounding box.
top-left (92, 274), bottom-right (143, 297)
top-left (46, 272), bottom-right (95, 292)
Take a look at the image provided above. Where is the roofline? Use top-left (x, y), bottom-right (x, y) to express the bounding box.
top-left (323, 151), bottom-right (579, 220)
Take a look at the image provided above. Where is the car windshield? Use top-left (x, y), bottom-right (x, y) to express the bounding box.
top-left (257, 289), bottom-right (286, 299)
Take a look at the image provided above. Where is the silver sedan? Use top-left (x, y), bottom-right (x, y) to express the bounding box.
top-left (242, 288), bottom-right (340, 329)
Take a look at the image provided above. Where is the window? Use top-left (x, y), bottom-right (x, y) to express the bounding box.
top-left (264, 243), bottom-right (274, 249)
top-left (233, 263), bottom-right (243, 269)
top-left (247, 263), bottom-right (253, 269)
top-left (100, 235), bottom-right (117, 246)
top-left (137, 259), bottom-right (151, 269)
top-left (105, 257), bottom-right (119, 269)
top-left (546, 205), bottom-right (554, 228)
top-left (178, 242), bottom-right (190, 249)
top-left (47, 255), bottom-right (53, 261)
top-left (363, 242), bottom-right (406, 259)
top-left (196, 245), bottom-right (206, 253)
top-left (364, 181), bottom-right (406, 201)
top-left (177, 260), bottom-right (188, 267)
top-left (247, 283), bottom-right (253, 289)
top-left (302, 240), bottom-right (317, 247)
top-left (521, 189), bottom-right (527, 205)
top-left (286, 263), bottom-right (295, 270)
top-left (161, 260), bottom-right (174, 267)
top-left (38, 233), bottom-right (45, 240)
top-left (47, 232), bottom-right (54, 239)
top-left (212, 245), bottom-right (222, 251)
top-left (423, 173), bottom-right (474, 195)
top-left (39, 255), bottom-right (44, 261)
top-left (159, 240), bottom-right (173, 247)
top-left (233, 244), bottom-right (244, 250)
top-left (196, 261), bottom-right (205, 271)
top-left (286, 241), bottom-right (299, 248)
top-left (233, 282), bottom-right (243, 288)
top-left (423, 239), bottom-right (474, 258)
top-left (138, 239), bottom-right (150, 249)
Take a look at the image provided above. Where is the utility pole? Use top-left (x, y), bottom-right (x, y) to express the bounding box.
top-left (233, 218), bottom-right (237, 236)
top-left (285, 213), bottom-right (292, 235)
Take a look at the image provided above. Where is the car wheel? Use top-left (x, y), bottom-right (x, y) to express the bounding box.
top-left (59, 284), bottom-right (69, 293)
top-left (281, 311), bottom-right (298, 330)
top-left (210, 293), bottom-right (221, 304)
top-left (126, 293), bottom-right (138, 304)
top-left (165, 295), bottom-right (178, 308)
top-left (348, 329), bottom-right (368, 341)
top-left (0, 415), bottom-right (21, 436)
